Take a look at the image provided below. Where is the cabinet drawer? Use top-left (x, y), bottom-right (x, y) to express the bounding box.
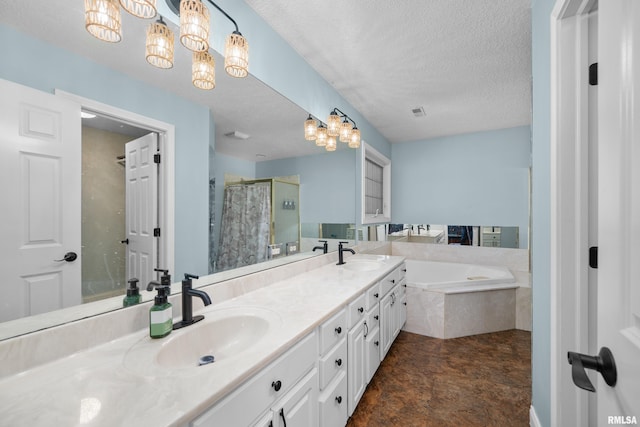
top-left (347, 293), bottom-right (367, 329)
top-left (366, 304), bottom-right (380, 330)
top-left (192, 332), bottom-right (317, 427)
top-left (319, 371), bottom-right (348, 427)
top-left (319, 309), bottom-right (347, 355)
top-left (366, 282), bottom-right (381, 310)
top-left (319, 338), bottom-right (347, 390)
top-left (380, 269), bottom-right (399, 297)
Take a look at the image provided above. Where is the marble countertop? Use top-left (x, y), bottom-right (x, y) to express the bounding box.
top-left (0, 254), bottom-right (404, 427)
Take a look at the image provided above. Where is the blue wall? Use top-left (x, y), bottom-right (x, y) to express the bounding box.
top-left (0, 24), bottom-right (211, 278)
top-left (392, 126), bottom-right (531, 248)
top-left (531, 0), bottom-right (554, 425)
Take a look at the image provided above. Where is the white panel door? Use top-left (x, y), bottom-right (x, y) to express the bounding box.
top-left (0, 78), bottom-right (81, 322)
top-left (125, 133), bottom-right (158, 288)
top-left (597, 0), bottom-right (640, 422)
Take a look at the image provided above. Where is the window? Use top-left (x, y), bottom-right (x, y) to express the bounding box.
top-left (361, 142), bottom-right (391, 224)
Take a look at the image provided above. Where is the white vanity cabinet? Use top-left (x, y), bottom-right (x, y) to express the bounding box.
top-left (318, 309), bottom-right (349, 427)
top-left (347, 316), bottom-right (367, 416)
top-left (191, 332), bottom-right (318, 427)
top-left (379, 264), bottom-right (407, 360)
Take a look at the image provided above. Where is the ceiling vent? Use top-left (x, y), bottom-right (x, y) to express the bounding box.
top-left (224, 131), bottom-right (250, 140)
top-left (411, 107), bottom-right (426, 118)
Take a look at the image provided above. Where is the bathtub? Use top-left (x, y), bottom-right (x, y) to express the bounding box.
top-left (404, 259), bottom-right (517, 294)
top-left (403, 259), bottom-right (518, 339)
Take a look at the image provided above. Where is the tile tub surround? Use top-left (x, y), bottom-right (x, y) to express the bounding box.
top-left (0, 254), bottom-right (404, 427)
top-left (358, 241), bottom-right (532, 332)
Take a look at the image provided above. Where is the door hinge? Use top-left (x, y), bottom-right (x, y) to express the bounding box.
top-left (589, 246), bottom-right (598, 269)
top-left (589, 63), bottom-right (598, 86)
top-left (154, 153), bottom-right (161, 164)
top-left (154, 228), bottom-right (161, 237)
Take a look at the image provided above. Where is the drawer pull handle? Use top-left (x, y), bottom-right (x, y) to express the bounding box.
top-left (374, 293), bottom-right (379, 298)
top-left (271, 380), bottom-right (282, 392)
top-left (335, 358), bottom-right (342, 367)
top-left (335, 396), bottom-right (343, 404)
top-left (335, 326), bottom-right (342, 334)
top-left (390, 279), bottom-right (395, 284)
top-left (279, 408), bottom-right (287, 427)
top-left (403, 302), bottom-right (407, 306)
top-left (358, 307), bottom-right (364, 314)
top-left (403, 284), bottom-right (407, 288)
top-left (402, 268), bottom-right (407, 272)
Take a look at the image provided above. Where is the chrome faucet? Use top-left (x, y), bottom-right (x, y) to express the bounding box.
top-left (337, 241), bottom-right (355, 265)
top-left (312, 240), bottom-right (329, 254)
top-left (173, 273), bottom-right (212, 330)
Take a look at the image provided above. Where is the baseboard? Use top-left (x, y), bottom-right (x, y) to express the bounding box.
top-left (530, 405), bottom-right (542, 427)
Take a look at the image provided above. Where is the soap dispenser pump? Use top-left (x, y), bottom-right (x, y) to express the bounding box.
top-left (123, 277), bottom-right (141, 307)
top-left (147, 269), bottom-right (173, 339)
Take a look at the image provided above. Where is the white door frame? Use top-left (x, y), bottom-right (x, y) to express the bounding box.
top-left (55, 90), bottom-right (175, 279)
top-left (549, 0), bottom-right (597, 426)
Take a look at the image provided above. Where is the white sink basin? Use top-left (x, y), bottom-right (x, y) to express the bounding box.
top-left (124, 306), bottom-right (282, 375)
top-left (342, 260), bottom-right (382, 272)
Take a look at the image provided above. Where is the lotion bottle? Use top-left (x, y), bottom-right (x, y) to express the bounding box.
top-left (123, 277), bottom-right (141, 307)
top-left (149, 284), bottom-right (172, 338)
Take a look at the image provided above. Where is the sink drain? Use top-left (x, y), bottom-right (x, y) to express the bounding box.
top-left (198, 355), bottom-right (215, 366)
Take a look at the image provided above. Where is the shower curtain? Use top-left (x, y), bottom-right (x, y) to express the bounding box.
top-left (216, 182), bottom-right (271, 271)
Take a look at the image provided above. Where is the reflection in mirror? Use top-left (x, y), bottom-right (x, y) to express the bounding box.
top-left (376, 224), bottom-right (521, 249)
top-left (301, 223), bottom-right (357, 253)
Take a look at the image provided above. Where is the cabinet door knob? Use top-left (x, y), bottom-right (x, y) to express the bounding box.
top-left (335, 326), bottom-right (342, 334)
top-left (374, 293), bottom-right (379, 298)
top-left (271, 380), bottom-right (282, 392)
top-left (374, 341), bottom-right (379, 346)
top-left (374, 315), bottom-right (379, 320)
top-left (358, 307), bottom-right (364, 314)
top-left (335, 396), bottom-right (343, 404)
top-left (335, 358), bottom-right (342, 367)
top-left (390, 279), bottom-right (395, 284)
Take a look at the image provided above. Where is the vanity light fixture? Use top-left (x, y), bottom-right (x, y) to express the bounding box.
top-left (304, 108), bottom-right (361, 151)
top-left (85, 0), bottom-right (122, 43)
top-left (84, 0), bottom-right (249, 90)
top-left (146, 16), bottom-right (174, 68)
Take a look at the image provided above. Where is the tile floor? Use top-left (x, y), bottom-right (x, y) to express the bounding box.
top-left (346, 329), bottom-right (531, 427)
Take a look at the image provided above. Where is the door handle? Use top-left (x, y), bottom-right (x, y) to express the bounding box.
top-left (121, 238), bottom-right (129, 245)
top-left (54, 252), bottom-right (77, 262)
top-left (567, 347), bottom-right (617, 392)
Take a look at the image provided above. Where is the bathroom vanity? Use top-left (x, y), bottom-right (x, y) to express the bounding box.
top-left (0, 254), bottom-right (406, 427)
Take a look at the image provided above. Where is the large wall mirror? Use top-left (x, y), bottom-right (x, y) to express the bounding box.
top-left (0, 2), bottom-right (356, 339)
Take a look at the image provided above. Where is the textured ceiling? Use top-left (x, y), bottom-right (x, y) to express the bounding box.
top-left (245, 0), bottom-right (532, 143)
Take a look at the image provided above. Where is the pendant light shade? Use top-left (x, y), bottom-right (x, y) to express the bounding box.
top-left (316, 124), bottom-right (328, 147)
top-left (348, 127), bottom-right (361, 148)
top-left (146, 17), bottom-right (174, 68)
top-left (85, 0), bottom-right (122, 43)
top-left (304, 115), bottom-right (317, 141)
top-left (192, 51), bottom-right (215, 90)
top-left (327, 110), bottom-right (341, 137)
top-left (224, 32), bottom-right (249, 78)
top-left (339, 118), bottom-right (352, 143)
top-left (119, 0), bottom-right (156, 19)
top-left (326, 136), bottom-right (337, 152)
top-left (180, 0), bottom-right (210, 52)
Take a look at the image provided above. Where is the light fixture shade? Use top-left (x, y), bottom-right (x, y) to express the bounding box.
top-left (339, 119), bottom-right (352, 143)
top-left (316, 125), bottom-right (328, 147)
top-left (326, 136), bottom-right (337, 152)
top-left (192, 51), bottom-right (215, 90)
top-left (85, 0), bottom-right (122, 43)
top-left (304, 115), bottom-right (317, 141)
top-left (180, 0), bottom-right (209, 52)
top-left (119, 0), bottom-right (156, 18)
top-left (146, 18), bottom-right (174, 69)
top-left (225, 32), bottom-right (249, 78)
top-left (348, 127), bottom-right (361, 148)
top-left (327, 111), bottom-right (341, 137)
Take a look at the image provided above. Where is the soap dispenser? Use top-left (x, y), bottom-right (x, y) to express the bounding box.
top-left (147, 269), bottom-right (173, 339)
top-left (123, 277), bottom-right (141, 307)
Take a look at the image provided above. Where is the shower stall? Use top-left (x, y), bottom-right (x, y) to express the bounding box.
top-left (216, 178), bottom-right (300, 272)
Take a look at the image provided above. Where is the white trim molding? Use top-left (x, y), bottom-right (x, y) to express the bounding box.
top-left (361, 141), bottom-right (391, 225)
top-left (54, 90), bottom-right (176, 278)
